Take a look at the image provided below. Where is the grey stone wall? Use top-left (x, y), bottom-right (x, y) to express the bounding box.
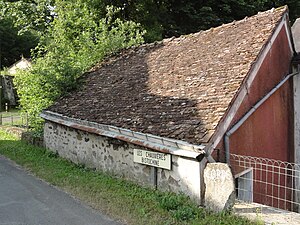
top-left (44, 121), bottom-right (202, 203)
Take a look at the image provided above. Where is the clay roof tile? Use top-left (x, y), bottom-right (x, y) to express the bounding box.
top-left (49, 6), bottom-right (288, 145)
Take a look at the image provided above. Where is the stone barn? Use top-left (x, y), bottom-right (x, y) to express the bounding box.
top-left (41, 6), bottom-right (300, 209)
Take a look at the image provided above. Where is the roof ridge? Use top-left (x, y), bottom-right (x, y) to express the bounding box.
top-left (175, 5), bottom-right (288, 39)
top-left (90, 6), bottom-right (288, 73)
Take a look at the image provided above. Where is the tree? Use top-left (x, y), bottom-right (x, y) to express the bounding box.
top-left (0, 0), bottom-right (41, 68)
top-left (0, 18), bottom-right (38, 68)
top-left (100, 0), bottom-right (300, 42)
top-left (0, 0), bottom-right (55, 34)
top-left (14, 0), bottom-right (145, 130)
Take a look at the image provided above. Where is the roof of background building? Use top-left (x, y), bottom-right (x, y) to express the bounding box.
top-left (48, 6), bottom-right (287, 145)
top-left (7, 57), bottom-right (32, 75)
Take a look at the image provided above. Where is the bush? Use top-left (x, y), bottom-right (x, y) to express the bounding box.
top-left (158, 192), bottom-right (200, 221)
top-left (14, 1), bottom-right (145, 131)
top-left (158, 193), bottom-right (188, 211)
top-left (172, 205), bottom-right (198, 221)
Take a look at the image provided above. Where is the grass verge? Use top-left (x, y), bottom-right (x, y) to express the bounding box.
top-left (0, 129), bottom-right (257, 225)
top-left (0, 108), bottom-right (21, 117)
top-left (0, 109), bottom-right (27, 127)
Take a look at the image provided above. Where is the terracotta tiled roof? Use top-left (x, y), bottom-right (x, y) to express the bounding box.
top-left (48, 7), bottom-right (287, 145)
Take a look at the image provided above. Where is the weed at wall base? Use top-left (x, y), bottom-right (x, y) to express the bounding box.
top-left (0, 129), bottom-right (258, 225)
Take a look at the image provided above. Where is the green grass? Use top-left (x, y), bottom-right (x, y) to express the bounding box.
top-left (0, 130), bottom-right (258, 225)
top-left (1, 118), bottom-right (26, 127)
top-left (0, 109), bottom-right (28, 127)
top-left (0, 108), bottom-right (21, 116)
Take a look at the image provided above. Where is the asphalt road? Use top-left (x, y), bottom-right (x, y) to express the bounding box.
top-left (0, 156), bottom-right (122, 225)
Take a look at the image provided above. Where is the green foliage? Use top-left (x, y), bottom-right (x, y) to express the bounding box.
top-left (0, 0), bottom-right (52, 68)
top-left (104, 0), bottom-right (300, 42)
top-left (159, 192), bottom-right (188, 211)
top-left (158, 192), bottom-right (199, 221)
top-left (14, 1), bottom-right (145, 131)
top-left (0, 0), bottom-right (55, 35)
top-left (0, 17), bottom-right (38, 68)
top-left (102, 0), bottom-right (165, 42)
top-left (172, 205), bottom-right (198, 221)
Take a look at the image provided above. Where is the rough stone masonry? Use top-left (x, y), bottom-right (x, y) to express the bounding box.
top-left (43, 121), bottom-right (202, 203)
top-left (204, 163), bottom-right (236, 212)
